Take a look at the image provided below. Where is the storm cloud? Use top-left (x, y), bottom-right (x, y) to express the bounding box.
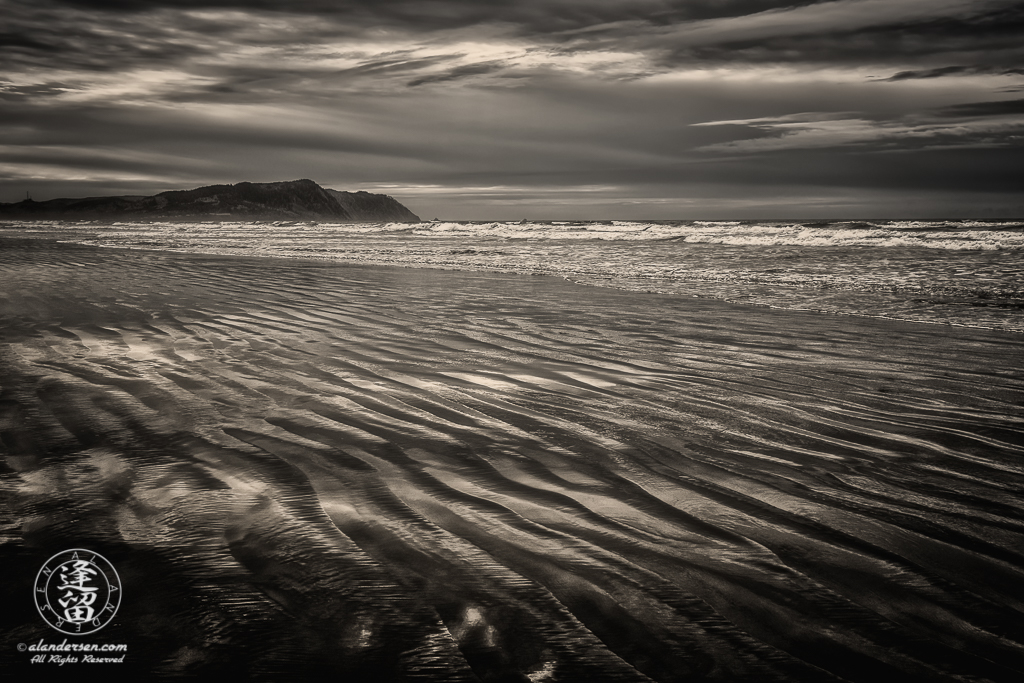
top-left (2, 0), bottom-right (1022, 218)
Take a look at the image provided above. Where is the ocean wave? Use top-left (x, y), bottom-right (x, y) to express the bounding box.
top-left (6, 218), bottom-right (1024, 250)
top-left (3, 219), bottom-right (1023, 332)
top-left (394, 220), bottom-right (1024, 249)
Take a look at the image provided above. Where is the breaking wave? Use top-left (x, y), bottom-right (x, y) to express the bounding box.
top-left (3, 218), bottom-right (1024, 332)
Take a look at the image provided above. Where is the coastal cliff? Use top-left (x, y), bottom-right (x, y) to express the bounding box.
top-left (0, 180), bottom-right (420, 222)
top-left (326, 189), bottom-right (420, 222)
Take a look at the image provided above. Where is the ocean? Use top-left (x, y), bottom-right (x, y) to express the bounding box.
top-left (1, 221), bottom-right (1023, 681)
top-left (6, 218), bottom-right (1024, 332)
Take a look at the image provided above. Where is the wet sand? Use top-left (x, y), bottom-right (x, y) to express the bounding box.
top-left (2, 238), bottom-right (1023, 681)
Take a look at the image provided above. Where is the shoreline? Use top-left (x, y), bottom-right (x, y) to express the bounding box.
top-left (4, 233), bottom-right (1024, 337)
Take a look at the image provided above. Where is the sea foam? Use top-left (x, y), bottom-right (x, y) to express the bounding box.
top-left (3, 218), bottom-right (1023, 331)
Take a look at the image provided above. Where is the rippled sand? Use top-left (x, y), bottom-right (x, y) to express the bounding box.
top-left (2, 239), bottom-right (1023, 681)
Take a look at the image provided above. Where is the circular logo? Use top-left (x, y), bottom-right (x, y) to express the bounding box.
top-left (35, 549), bottom-right (122, 635)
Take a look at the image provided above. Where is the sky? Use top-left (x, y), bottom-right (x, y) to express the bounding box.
top-left (2, 0), bottom-right (1023, 219)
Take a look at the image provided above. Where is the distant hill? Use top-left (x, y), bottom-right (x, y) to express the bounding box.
top-left (0, 179), bottom-right (420, 222)
top-left (326, 189), bottom-right (420, 222)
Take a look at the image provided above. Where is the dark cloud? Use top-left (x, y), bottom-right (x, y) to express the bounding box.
top-left (0, 99), bottom-right (439, 162)
top-left (26, 0), bottom-right (1017, 69)
top-left (0, 81), bottom-right (78, 99)
top-left (408, 61), bottom-right (508, 87)
top-left (881, 66), bottom-right (1024, 81)
top-left (6, 0), bottom-right (1023, 82)
top-left (338, 55), bottom-right (465, 79)
top-left (2, 0), bottom-right (1023, 216)
top-left (659, 5), bottom-right (1024, 69)
top-left (1, 6), bottom-right (217, 72)
top-left (936, 98), bottom-right (1024, 118)
top-left (12, 1), bottom-right (828, 30)
top-left (0, 32), bottom-right (62, 51)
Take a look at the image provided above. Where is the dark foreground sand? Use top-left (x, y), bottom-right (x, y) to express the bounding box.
top-left (1, 239), bottom-right (1023, 681)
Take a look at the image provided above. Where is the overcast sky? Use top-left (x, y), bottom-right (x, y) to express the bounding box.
top-left (2, 0), bottom-right (1023, 219)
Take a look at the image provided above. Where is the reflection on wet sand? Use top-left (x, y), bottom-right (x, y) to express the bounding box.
top-left (2, 239), bottom-right (1023, 681)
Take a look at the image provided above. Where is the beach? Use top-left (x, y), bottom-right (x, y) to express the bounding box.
top-left (6, 218), bottom-right (1024, 333)
top-left (2, 237), bottom-right (1024, 681)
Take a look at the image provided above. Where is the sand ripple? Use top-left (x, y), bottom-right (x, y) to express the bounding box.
top-left (2, 240), bottom-right (1023, 681)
